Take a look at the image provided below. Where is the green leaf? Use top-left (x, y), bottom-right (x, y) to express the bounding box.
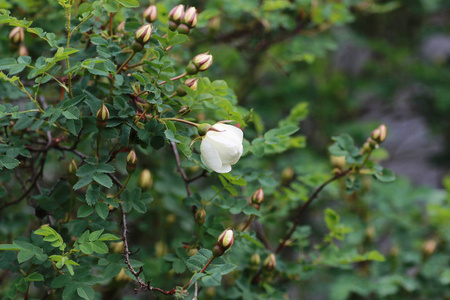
top-left (373, 168), bottom-right (396, 182)
top-left (25, 272), bottom-right (44, 282)
top-left (93, 173), bottom-right (113, 188)
top-left (77, 285), bottom-right (95, 300)
top-left (0, 244), bottom-right (21, 251)
top-left (0, 155), bottom-right (20, 170)
top-left (115, 0), bottom-right (139, 8)
top-left (77, 205), bottom-right (95, 218)
top-left (95, 202), bottom-right (109, 220)
top-left (89, 229), bottom-right (104, 242)
top-left (86, 184), bottom-right (100, 206)
top-left (17, 249), bottom-right (34, 263)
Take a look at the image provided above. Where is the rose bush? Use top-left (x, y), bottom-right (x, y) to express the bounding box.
top-left (200, 123), bottom-right (244, 173)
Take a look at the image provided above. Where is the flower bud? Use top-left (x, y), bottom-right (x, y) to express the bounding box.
top-left (177, 106), bottom-right (191, 116)
top-left (176, 78), bottom-right (199, 96)
top-left (168, 20), bottom-right (178, 31)
top-left (9, 27), bottom-right (24, 45)
top-left (422, 239), bottom-right (437, 257)
top-left (110, 241), bottom-right (124, 253)
top-left (250, 253), bottom-right (260, 268)
top-left (18, 44), bottom-right (28, 56)
top-left (213, 228), bottom-right (234, 257)
top-left (263, 253), bottom-right (276, 272)
top-left (218, 228), bottom-right (234, 249)
top-left (68, 159), bottom-right (78, 186)
top-left (195, 207), bottom-right (206, 224)
top-left (371, 124), bottom-right (387, 144)
top-left (126, 150), bottom-right (137, 174)
top-left (143, 5), bottom-right (157, 23)
top-left (115, 268), bottom-right (132, 282)
top-left (181, 7), bottom-right (198, 29)
top-left (135, 24), bottom-right (153, 44)
top-left (169, 4), bottom-right (184, 23)
top-left (330, 155), bottom-right (346, 169)
top-left (193, 52), bottom-right (213, 71)
top-left (281, 166), bottom-right (294, 186)
top-left (117, 21), bottom-right (126, 33)
top-left (131, 41), bottom-right (145, 53)
top-left (138, 169), bottom-right (153, 190)
top-left (96, 104), bottom-right (109, 128)
top-left (197, 123), bottom-right (212, 136)
top-left (187, 248), bottom-right (198, 256)
top-left (177, 23), bottom-right (190, 35)
top-left (251, 188), bottom-right (264, 205)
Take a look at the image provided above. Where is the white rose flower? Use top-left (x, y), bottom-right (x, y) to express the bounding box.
top-left (200, 123), bottom-right (243, 173)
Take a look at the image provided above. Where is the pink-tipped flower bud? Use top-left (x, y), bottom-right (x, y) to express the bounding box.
top-left (182, 7), bottom-right (198, 29)
top-left (126, 150), bottom-right (138, 174)
top-left (169, 4), bottom-right (184, 23)
top-left (371, 124), bottom-right (387, 144)
top-left (68, 159), bottom-right (78, 186)
top-left (135, 24), bottom-right (153, 44)
top-left (213, 228), bottom-right (234, 257)
top-left (193, 52), bottom-right (213, 71)
top-left (176, 77), bottom-right (199, 96)
top-left (195, 207), bottom-right (206, 225)
top-left (263, 253), bottom-right (276, 272)
top-left (9, 27), bottom-right (24, 45)
top-left (251, 188), bottom-right (264, 205)
top-left (138, 169), bottom-right (153, 190)
top-left (18, 44), bottom-right (28, 56)
top-left (96, 104), bottom-right (109, 128)
top-left (143, 5), bottom-right (158, 23)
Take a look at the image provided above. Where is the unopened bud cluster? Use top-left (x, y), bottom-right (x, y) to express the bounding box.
top-left (169, 5), bottom-right (198, 34)
top-left (212, 228), bottom-right (234, 257)
top-left (363, 124), bottom-right (387, 153)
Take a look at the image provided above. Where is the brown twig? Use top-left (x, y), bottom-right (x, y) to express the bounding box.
top-left (275, 168), bottom-right (352, 253)
top-left (170, 141), bottom-right (192, 197)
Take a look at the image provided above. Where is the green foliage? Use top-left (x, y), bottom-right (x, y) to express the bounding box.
top-left (0, 0), bottom-right (448, 299)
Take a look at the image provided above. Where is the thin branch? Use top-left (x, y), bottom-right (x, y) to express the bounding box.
top-left (275, 168), bottom-right (351, 253)
top-left (170, 141), bottom-right (192, 197)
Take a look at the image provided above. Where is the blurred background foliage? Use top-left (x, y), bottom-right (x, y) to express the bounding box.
top-left (0, 0), bottom-right (449, 299)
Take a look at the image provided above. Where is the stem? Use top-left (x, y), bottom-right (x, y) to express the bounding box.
top-left (241, 215), bottom-right (255, 231)
top-left (113, 174), bottom-right (131, 198)
top-left (162, 118), bottom-right (199, 128)
top-left (171, 141), bottom-right (192, 197)
top-left (182, 256), bottom-right (215, 289)
top-left (275, 168), bottom-right (352, 253)
top-left (193, 225), bottom-right (202, 248)
top-left (158, 72), bottom-right (187, 85)
top-left (117, 51), bottom-right (136, 73)
top-left (96, 128), bottom-right (102, 158)
top-left (65, 188), bottom-right (74, 222)
top-left (109, 13), bottom-right (113, 37)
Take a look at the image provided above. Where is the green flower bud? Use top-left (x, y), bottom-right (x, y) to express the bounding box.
top-left (251, 188), bottom-right (264, 205)
top-left (131, 41), bottom-right (145, 53)
top-left (281, 166), bottom-right (294, 186)
top-left (168, 4), bottom-right (184, 23)
top-left (181, 7), bottom-right (198, 29)
top-left (135, 24), bottom-right (153, 44)
top-left (197, 123), bottom-right (212, 136)
top-left (177, 23), bottom-right (190, 35)
top-left (126, 150), bottom-right (138, 174)
top-left (330, 155), bottom-right (346, 170)
top-left (143, 5), bottom-right (157, 23)
top-left (371, 124), bottom-right (387, 144)
top-left (195, 207), bottom-right (206, 225)
top-left (250, 253), bottom-right (260, 269)
top-left (96, 104), bottom-right (109, 128)
top-left (263, 253), bottom-right (276, 272)
top-left (168, 20), bottom-right (178, 31)
top-left (68, 159), bottom-right (78, 186)
top-left (138, 169), bottom-right (153, 190)
top-left (9, 27), bottom-right (24, 45)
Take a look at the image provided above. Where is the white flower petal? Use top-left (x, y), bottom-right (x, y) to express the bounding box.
top-left (200, 138), bottom-right (222, 172)
top-left (213, 163), bottom-right (232, 173)
top-left (206, 124), bottom-right (243, 146)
